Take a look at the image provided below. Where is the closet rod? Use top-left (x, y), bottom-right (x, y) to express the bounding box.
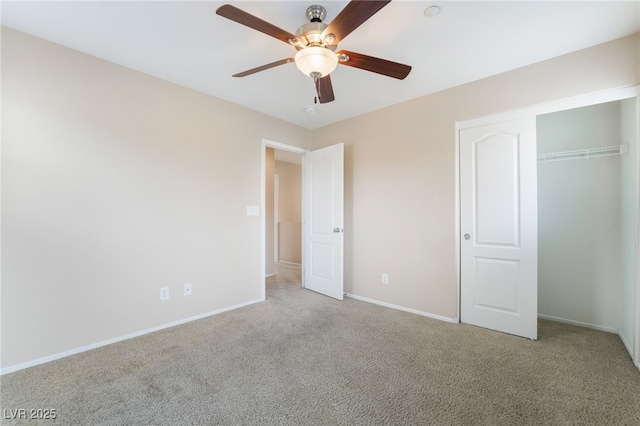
top-left (537, 145), bottom-right (628, 163)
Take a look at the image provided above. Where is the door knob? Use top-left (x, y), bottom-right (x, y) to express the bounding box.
top-left (334, 228), bottom-right (340, 233)
top-left (464, 233), bottom-right (471, 240)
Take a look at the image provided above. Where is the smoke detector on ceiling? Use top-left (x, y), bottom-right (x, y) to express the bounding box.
top-left (424, 5), bottom-right (441, 17)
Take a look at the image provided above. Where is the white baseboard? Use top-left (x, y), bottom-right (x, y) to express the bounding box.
top-left (277, 260), bottom-right (301, 266)
top-left (537, 313), bottom-right (640, 365)
top-left (265, 274), bottom-right (275, 278)
top-left (618, 330), bottom-right (634, 358)
top-left (345, 293), bottom-right (458, 324)
top-left (0, 298), bottom-right (264, 375)
top-left (537, 314), bottom-right (618, 334)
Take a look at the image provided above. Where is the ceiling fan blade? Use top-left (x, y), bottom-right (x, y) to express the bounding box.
top-left (232, 58), bottom-right (294, 78)
top-left (322, 0), bottom-right (391, 45)
top-left (216, 4), bottom-right (303, 46)
top-left (337, 50), bottom-right (411, 80)
top-left (315, 75), bottom-right (335, 104)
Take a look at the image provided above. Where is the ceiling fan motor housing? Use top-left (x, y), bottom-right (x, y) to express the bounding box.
top-left (306, 5), bottom-right (326, 22)
top-left (294, 5), bottom-right (337, 50)
top-left (295, 22), bottom-right (335, 49)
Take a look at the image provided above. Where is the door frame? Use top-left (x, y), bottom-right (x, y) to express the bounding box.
top-left (261, 139), bottom-right (309, 300)
top-left (455, 85), bottom-right (640, 368)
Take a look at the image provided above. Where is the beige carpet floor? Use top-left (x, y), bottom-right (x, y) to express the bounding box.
top-left (1, 262), bottom-right (639, 425)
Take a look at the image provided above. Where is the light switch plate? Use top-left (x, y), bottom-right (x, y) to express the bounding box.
top-left (247, 206), bottom-right (260, 216)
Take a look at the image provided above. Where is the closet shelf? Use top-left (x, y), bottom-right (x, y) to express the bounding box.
top-left (537, 145), bottom-right (628, 163)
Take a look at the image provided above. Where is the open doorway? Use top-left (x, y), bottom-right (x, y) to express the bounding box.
top-left (262, 140), bottom-right (307, 298)
top-left (262, 139), bottom-right (346, 301)
top-left (267, 148), bottom-right (303, 274)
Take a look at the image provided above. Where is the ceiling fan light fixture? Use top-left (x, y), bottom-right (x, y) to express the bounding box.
top-left (322, 33), bottom-right (336, 45)
top-left (288, 38), bottom-right (304, 47)
top-left (294, 46), bottom-right (338, 79)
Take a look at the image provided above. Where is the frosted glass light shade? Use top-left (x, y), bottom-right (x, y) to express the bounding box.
top-left (294, 47), bottom-right (338, 78)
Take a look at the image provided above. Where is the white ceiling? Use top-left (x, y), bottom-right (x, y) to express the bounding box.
top-left (2, 1), bottom-right (638, 129)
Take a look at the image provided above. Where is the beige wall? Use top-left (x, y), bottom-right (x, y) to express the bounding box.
top-left (311, 34), bottom-right (640, 319)
top-left (1, 28), bottom-right (311, 369)
top-left (265, 148), bottom-right (275, 276)
top-left (275, 160), bottom-right (302, 264)
top-left (275, 160), bottom-right (302, 223)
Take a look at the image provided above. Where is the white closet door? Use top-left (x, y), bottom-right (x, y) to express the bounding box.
top-left (460, 117), bottom-right (538, 340)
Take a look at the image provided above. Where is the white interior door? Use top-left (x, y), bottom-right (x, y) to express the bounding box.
top-left (460, 117), bottom-right (538, 339)
top-left (303, 143), bottom-right (344, 300)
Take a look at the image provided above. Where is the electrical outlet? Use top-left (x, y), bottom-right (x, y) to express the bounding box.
top-left (184, 283), bottom-right (192, 296)
top-left (381, 273), bottom-right (389, 285)
top-left (160, 287), bottom-right (169, 301)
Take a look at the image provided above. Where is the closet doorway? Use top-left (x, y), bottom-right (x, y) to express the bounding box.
top-left (537, 99), bottom-right (637, 356)
top-left (457, 88), bottom-right (639, 369)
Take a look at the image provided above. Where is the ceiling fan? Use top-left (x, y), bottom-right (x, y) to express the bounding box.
top-left (216, 1), bottom-right (412, 104)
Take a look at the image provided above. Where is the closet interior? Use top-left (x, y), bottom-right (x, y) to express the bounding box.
top-left (537, 99), bottom-right (638, 358)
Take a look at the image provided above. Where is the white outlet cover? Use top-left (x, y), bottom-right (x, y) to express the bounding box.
top-left (247, 205), bottom-right (260, 216)
top-left (160, 287), bottom-right (169, 300)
